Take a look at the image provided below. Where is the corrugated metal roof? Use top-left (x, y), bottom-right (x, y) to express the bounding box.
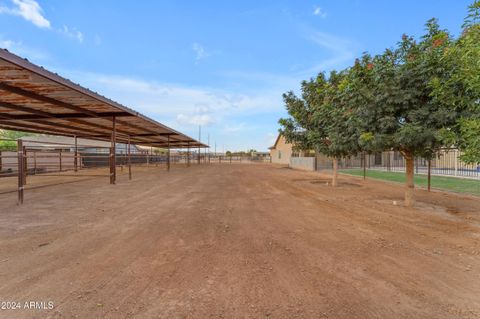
top-left (0, 49), bottom-right (207, 149)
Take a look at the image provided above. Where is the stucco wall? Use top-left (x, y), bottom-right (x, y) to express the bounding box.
top-left (290, 157), bottom-right (316, 171)
top-left (270, 135), bottom-right (292, 165)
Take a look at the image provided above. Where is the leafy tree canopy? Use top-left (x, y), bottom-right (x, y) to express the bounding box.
top-left (431, 0), bottom-right (480, 163)
top-left (0, 130), bottom-right (36, 151)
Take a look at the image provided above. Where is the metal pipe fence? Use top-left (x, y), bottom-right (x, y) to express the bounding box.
top-left (0, 138), bottom-right (210, 204)
top-left (315, 149), bottom-right (480, 180)
top-left (208, 155), bottom-right (272, 164)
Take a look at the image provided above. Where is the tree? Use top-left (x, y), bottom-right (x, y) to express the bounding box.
top-left (431, 1), bottom-right (480, 164)
top-left (153, 148), bottom-right (167, 155)
top-left (279, 72), bottom-right (361, 186)
top-left (355, 19), bottom-right (462, 206)
top-left (278, 2), bottom-right (477, 203)
top-left (313, 71), bottom-right (362, 186)
top-left (279, 77), bottom-right (326, 152)
top-left (0, 130), bottom-right (35, 151)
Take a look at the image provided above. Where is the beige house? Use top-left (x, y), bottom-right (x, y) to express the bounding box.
top-left (269, 134), bottom-right (293, 164)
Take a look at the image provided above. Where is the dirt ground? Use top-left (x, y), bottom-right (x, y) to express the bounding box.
top-left (0, 163), bottom-right (479, 318)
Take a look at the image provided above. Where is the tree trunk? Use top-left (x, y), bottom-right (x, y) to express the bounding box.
top-left (404, 151), bottom-right (415, 207)
top-left (363, 152), bottom-right (366, 180)
top-left (332, 157), bottom-right (338, 187)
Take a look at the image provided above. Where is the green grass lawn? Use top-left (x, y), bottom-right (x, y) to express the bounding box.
top-left (340, 169), bottom-right (480, 196)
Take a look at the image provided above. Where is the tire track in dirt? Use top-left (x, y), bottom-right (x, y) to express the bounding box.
top-left (0, 164), bottom-right (478, 318)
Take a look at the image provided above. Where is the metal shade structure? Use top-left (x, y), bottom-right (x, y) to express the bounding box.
top-left (0, 49), bottom-right (207, 149)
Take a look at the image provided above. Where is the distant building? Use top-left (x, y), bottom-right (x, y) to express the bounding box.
top-left (268, 134), bottom-right (293, 164)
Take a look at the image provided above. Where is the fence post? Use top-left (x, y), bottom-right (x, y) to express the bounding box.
top-left (128, 136), bottom-right (132, 180)
top-left (167, 136), bottom-right (170, 171)
top-left (17, 139), bottom-right (24, 205)
top-left (33, 151), bottom-right (37, 175)
top-left (198, 145), bottom-right (201, 165)
top-left (74, 135), bottom-right (78, 172)
top-left (454, 149), bottom-right (458, 177)
top-left (427, 159), bottom-right (431, 192)
top-left (23, 147), bottom-right (27, 185)
top-left (110, 116), bottom-right (116, 184)
top-left (363, 152), bottom-right (367, 180)
top-left (387, 151), bottom-right (391, 171)
top-left (187, 142), bottom-right (190, 167)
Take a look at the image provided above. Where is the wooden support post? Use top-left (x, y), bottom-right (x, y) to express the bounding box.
top-left (110, 116), bottom-right (116, 184)
top-left (23, 146), bottom-right (27, 185)
top-left (128, 136), bottom-right (132, 180)
top-left (0, 151), bottom-right (2, 172)
top-left (230, 155), bottom-right (232, 164)
top-left (167, 136), bottom-right (171, 171)
top-left (198, 146), bottom-right (201, 165)
top-left (74, 135), bottom-right (78, 172)
top-left (59, 149), bottom-right (62, 172)
top-left (17, 139), bottom-right (24, 205)
top-left (427, 159), bottom-right (431, 192)
top-left (109, 146), bottom-right (114, 183)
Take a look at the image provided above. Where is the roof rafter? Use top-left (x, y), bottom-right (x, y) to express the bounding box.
top-left (0, 49), bottom-right (208, 148)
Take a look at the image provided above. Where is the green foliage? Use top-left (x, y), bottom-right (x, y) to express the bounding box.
top-left (153, 148), bottom-right (167, 155)
top-left (458, 118), bottom-right (480, 163)
top-left (462, 0), bottom-right (480, 28)
top-left (0, 130), bottom-right (35, 151)
top-left (279, 71), bottom-right (361, 158)
top-left (280, 2), bottom-right (480, 166)
top-left (430, 1), bottom-right (480, 163)
top-left (350, 19), bottom-right (461, 160)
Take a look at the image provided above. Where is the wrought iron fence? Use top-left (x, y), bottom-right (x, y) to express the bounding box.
top-left (316, 149), bottom-right (480, 179)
